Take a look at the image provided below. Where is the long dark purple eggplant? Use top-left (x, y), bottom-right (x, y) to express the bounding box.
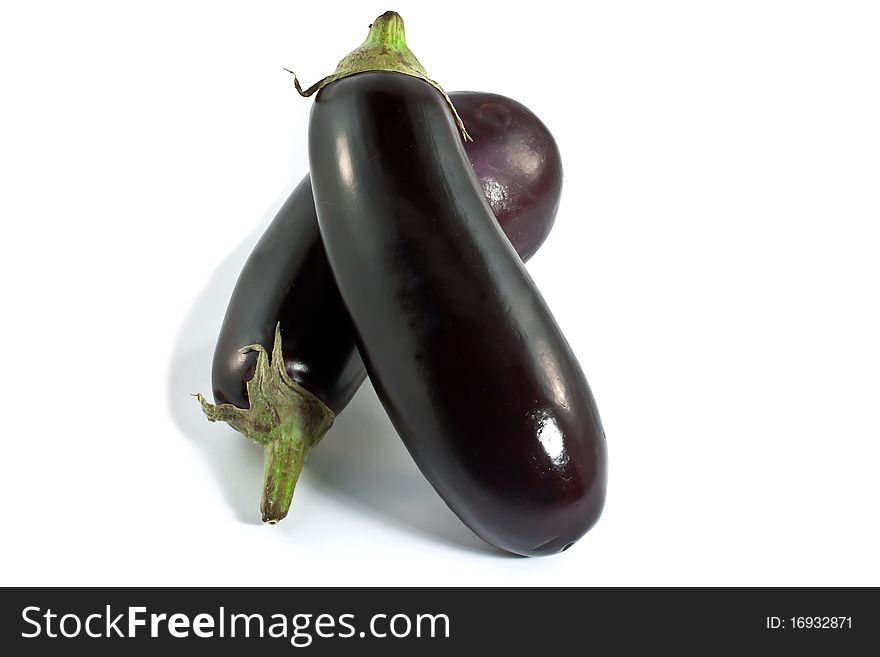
top-left (305, 13), bottom-right (606, 556)
top-left (197, 94), bottom-right (562, 520)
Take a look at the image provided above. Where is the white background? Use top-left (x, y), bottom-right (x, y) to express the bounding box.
top-left (1, 1), bottom-right (878, 586)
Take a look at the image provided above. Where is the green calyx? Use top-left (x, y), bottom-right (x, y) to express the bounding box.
top-left (286, 10), bottom-right (472, 141)
top-left (196, 324), bottom-right (335, 524)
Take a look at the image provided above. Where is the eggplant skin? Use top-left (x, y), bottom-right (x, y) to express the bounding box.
top-left (212, 92), bottom-right (562, 416)
top-left (310, 72), bottom-right (607, 556)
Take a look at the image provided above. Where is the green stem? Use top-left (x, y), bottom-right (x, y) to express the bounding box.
top-left (261, 423), bottom-right (309, 524)
top-left (196, 324), bottom-right (334, 524)
top-left (286, 11), bottom-right (472, 141)
top-left (363, 11), bottom-right (407, 50)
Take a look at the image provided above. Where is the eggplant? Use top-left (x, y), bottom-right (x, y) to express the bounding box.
top-left (306, 12), bottom-right (606, 556)
top-left (198, 95), bottom-right (562, 522)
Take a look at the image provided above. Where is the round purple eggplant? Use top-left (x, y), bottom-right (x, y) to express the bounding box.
top-left (456, 92), bottom-right (562, 261)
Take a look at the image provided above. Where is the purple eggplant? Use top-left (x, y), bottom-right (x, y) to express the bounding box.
top-left (455, 93), bottom-right (561, 262)
top-left (306, 13), bottom-right (606, 555)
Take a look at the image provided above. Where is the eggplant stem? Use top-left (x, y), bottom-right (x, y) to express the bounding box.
top-left (285, 11), bottom-right (472, 141)
top-left (260, 421), bottom-right (310, 523)
top-left (283, 68), bottom-right (328, 97)
top-left (196, 323), bottom-right (335, 523)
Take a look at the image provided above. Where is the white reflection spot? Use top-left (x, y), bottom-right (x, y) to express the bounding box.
top-left (481, 177), bottom-right (507, 207)
top-left (515, 147), bottom-right (542, 176)
top-left (336, 133), bottom-right (355, 191)
top-left (538, 415), bottom-right (569, 466)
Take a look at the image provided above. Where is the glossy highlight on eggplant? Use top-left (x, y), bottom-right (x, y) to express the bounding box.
top-left (310, 68), bottom-right (606, 555)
